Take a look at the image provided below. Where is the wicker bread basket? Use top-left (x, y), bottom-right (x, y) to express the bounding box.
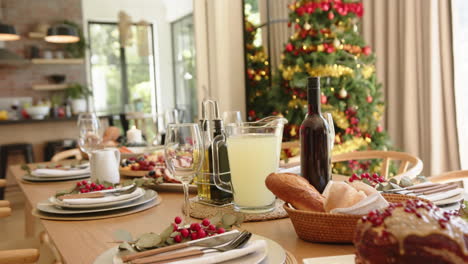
top-left (283, 193), bottom-right (430, 243)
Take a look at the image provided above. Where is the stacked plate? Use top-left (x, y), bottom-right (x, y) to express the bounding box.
top-left (36, 185), bottom-right (158, 217)
top-left (23, 164), bottom-right (91, 182)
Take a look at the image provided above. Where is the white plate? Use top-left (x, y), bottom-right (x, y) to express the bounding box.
top-left (37, 189), bottom-right (157, 215)
top-left (433, 191), bottom-right (465, 206)
top-left (22, 173), bottom-right (90, 182)
top-left (48, 188), bottom-right (145, 209)
top-left (93, 234), bottom-right (286, 264)
top-left (303, 254), bottom-right (354, 264)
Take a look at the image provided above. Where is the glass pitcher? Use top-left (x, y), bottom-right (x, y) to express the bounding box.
top-left (212, 117), bottom-right (287, 213)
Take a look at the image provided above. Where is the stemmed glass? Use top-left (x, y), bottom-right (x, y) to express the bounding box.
top-left (324, 113), bottom-right (335, 151)
top-left (164, 123), bottom-right (204, 221)
top-left (77, 113), bottom-right (102, 162)
top-left (222, 111), bottom-right (243, 125)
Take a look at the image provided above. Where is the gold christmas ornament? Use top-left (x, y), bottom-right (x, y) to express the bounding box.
top-left (304, 23), bottom-right (312, 30)
top-left (254, 75), bottom-right (262, 81)
top-left (331, 110), bottom-right (349, 129)
top-left (317, 44), bottom-right (325, 52)
top-left (361, 65), bottom-right (375, 79)
top-left (260, 70), bottom-right (266, 76)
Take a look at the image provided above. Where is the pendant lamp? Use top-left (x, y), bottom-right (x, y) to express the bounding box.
top-left (45, 24), bottom-right (79, 43)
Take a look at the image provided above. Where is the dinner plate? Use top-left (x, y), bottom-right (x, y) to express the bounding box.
top-left (37, 189), bottom-right (157, 215)
top-left (22, 173), bottom-right (90, 182)
top-left (48, 188), bottom-right (145, 209)
top-left (93, 234), bottom-right (286, 264)
top-left (303, 254), bottom-right (354, 264)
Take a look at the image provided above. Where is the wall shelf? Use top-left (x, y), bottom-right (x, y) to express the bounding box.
top-left (32, 84), bottom-right (68, 91)
top-left (28, 32), bottom-right (45, 39)
top-left (31, 58), bottom-right (84, 65)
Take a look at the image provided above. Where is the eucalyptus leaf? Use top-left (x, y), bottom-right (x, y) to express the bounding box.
top-left (159, 225), bottom-right (174, 241)
top-left (382, 183), bottom-right (393, 191)
top-left (114, 229), bottom-right (133, 242)
top-left (389, 178), bottom-right (398, 184)
top-left (209, 214), bottom-right (223, 227)
top-left (389, 182), bottom-right (401, 189)
top-left (118, 241), bottom-right (136, 252)
top-left (399, 177), bottom-right (413, 187)
top-left (135, 233), bottom-right (161, 249)
top-left (235, 214), bottom-right (245, 226)
top-left (21, 164), bottom-right (31, 174)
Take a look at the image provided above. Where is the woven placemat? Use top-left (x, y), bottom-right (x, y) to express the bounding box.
top-left (189, 198), bottom-right (288, 222)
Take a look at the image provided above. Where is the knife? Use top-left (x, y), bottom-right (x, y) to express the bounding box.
top-left (120, 230), bottom-right (239, 262)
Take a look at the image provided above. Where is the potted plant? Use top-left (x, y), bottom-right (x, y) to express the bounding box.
top-left (65, 83), bottom-right (92, 114)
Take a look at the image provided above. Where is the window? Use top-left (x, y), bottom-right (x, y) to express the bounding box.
top-left (88, 22), bottom-right (157, 115)
top-left (451, 0), bottom-right (468, 168)
top-left (171, 15), bottom-right (197, 122)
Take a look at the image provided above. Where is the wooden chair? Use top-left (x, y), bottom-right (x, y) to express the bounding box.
top-left (0, 179), bottom-right (39, 264)
top-left (51, 148), bottom-right (82, 162)
top-left (332, 150), bottom-right (423, 180)
top-left (429, 170), bottom-right (468, 183)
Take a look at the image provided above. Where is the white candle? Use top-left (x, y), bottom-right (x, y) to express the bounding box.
top-left (127, 125), bottom-right (143, 143)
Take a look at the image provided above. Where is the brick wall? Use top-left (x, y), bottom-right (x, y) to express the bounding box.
top-left (0, 0), bottom-right (86, 100)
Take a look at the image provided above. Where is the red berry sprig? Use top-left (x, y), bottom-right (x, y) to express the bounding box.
top-left (349, 172), bottom-right (386, 187)
top-left (76, 180), bottom-right (113, 193)
top-left (171, 217), bottom-right (226, 243)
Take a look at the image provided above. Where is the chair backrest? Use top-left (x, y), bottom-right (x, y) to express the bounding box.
top-left (332, 150), bottom-right (423, 180)
top-left (51, 148), bottom-right (83, 162)
top-left (429, 170), bottom-right (468, 183)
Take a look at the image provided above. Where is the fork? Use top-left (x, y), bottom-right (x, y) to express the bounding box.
top-left (131, 231), bottom-right (252, 264)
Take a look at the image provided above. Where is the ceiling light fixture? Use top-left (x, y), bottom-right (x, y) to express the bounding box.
top-left (45, 24), bottom-right (79, 43)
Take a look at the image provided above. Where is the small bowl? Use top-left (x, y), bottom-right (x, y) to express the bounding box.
top-left (48, 74), bottom-right (66, 84)
top-left (26, 106), bottom-right (50, 119)
top-left (283, 193), bottom-right (430, 243)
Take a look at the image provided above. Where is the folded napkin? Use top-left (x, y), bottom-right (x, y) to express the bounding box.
top-left (56, 187), bottom-right (144, 205)
top-left (330, 192), bottom-right (389, 215)
top-left (166, 240), bottom-right (267, 264)
top-left (32, 167), bottom-right (90, 178)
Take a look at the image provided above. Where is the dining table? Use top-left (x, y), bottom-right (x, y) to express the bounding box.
top-left (10, 163), bottom-right (355, 264)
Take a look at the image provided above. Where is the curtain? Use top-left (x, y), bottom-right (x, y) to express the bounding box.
top-left (362, 0), bottom-right (460, 175)
top-left (259, 0), bottom-right (295, 71)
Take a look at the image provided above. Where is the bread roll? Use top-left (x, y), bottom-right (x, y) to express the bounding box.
top-left (349, 181), bottom-right (378, 196)
top-left (323, 181), bottom-right (367, 212)
top-left (265, 173), bottom-right (325, 212)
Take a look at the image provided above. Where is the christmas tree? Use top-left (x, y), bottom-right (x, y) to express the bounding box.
top-left (244, 17), bottom-right (273, 121)
top-left (271, 0), bottom-right (391, 168)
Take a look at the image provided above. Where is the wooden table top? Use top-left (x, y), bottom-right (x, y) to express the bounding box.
top-left (11, 164), bottom-right (354, 264)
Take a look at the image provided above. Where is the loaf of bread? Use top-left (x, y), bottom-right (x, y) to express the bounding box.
top-left (265, 173), bottom-right (325, 212)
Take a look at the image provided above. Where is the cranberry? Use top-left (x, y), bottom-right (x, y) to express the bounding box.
top-left (107, 186), bottom-right (113, 190)
top-left (80, 188), bottom-right (86, 193)
top-left (129, 157), bottom-right (136, 161)
top-left (174, 216), bottom-right (182, 224)
top-left (190, 223), bottom-right (201, 231)
top-left (82, 189), bottom-right (89, 193)
top-left (90, 182), bottom-right (96, 188)
top-left (181, 229), bottom-right (190, 238)
top-left (198, 229), bottom-right (207, 238)
top-left (172, 223), bottom-right (178, 231)
top-left (207, 224), bottom-right (216, 231)
top-left (148, 166), bottom-right (155, 171)
top-left (81, 180), bottom-right (88, 185)
top-left (216, 227), bottom-right (225, 234)
top-left (174, 235), bottom-right (182, 243)
top-left (190, 232), bottom-right (198, 240)
top-left (149, 161), bottom-right (156, 166)
top-left (201, 218), bottom-right (210, 227)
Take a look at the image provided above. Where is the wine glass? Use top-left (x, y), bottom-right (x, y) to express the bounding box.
top-left (222, 111), bottom-right (243, 125)
top-left (164, 123), bottom-right (204, 221)
top-left (77, 113), bottom-right (102, 159)
top-left (324, 112), bottom-right (335, 151)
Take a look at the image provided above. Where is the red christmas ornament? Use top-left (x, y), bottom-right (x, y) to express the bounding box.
top-left (294, 24), bottom-right (301, 30)
top-left (376, 125), bottom-right (383, 133)
top-left (350, 117), bottom-right (359, 125)
top-left (326, 46), bottom-right (335, 53)
top-left (306, 6), bottom-right (313, 13)
top-left (366, 95), bottom-right (373, 103)
top-left (328, 11), bottom-right (334, 20)
top-left (300, 30), bottom-right (308, 39)
top-left (285, 43), bottom-right (294, 52)
top-left (362, 46), bottom-right (371, 56)
top-left (248, 110), bottom-right (256, 118)
top-left (321, 94), bottom-right (328, 104)
top-left (321, 3), bottom-right (330, 11)
top-left (296, 6), bottom-right (305, 16)
top-left (287, 22), bottom-right (291, 27)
